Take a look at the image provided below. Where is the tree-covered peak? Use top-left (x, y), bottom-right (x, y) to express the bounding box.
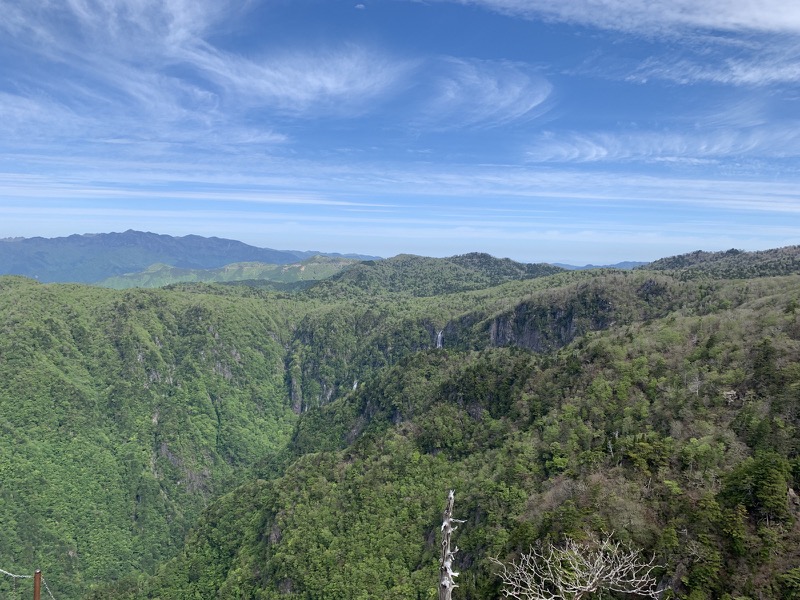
top-left (643, 245), bottom-right (800, 279)
top-left (310, 252), bottom-right (564, 298)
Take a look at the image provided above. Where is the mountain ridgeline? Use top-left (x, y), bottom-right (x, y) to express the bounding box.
top-left (0, 230), bottom-right (377, 284)
top-left (1, 245), bottom-right (799, 600)
top-left (643, 245), bottom-right (800, 280)
top-left (309, 252), bottom-right (565, 297)
top-left (97, 256), bottom-right (362, 290)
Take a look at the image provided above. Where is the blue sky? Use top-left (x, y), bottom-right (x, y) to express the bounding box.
top-left (1, 0), bottom-right (799, 264)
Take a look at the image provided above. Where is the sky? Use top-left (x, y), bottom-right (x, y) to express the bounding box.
top-left (1, 0), bottom-right (799, 264)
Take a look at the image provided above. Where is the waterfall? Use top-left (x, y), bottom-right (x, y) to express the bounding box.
top-left (436, 330), bottom-right (444, 349)
top-left (352, 379), bottom-right (358, 390)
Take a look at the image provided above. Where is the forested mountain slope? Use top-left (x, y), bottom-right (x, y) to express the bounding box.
top-left (1, 253), bottom-right (799, 600)
top-left (2, 260), bottom-right (571, 598)
top-left (643, 245), bottom-right (800, 280)
top-left (97, 256), bottom-right (360, 290)
top-left (309, 252), bottom-right (564, 298)
top-left (0, 279), bottom-right (299, 598)
top-left (102, 271), bottom-right (800, 599)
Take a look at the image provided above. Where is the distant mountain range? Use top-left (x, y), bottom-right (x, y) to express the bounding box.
top-left (0, 230), bottom-right (378, 284)
top-left (553, 261), bottom-right (646, 270)
top-left (5, 230), bottom-right (793, 289)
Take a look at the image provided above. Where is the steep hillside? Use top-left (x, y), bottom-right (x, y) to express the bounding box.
top-left (3, 249), bottom-right (800, 600)
top-left (98, 272), bottom-right (800, 599)
top-left (286, 270), bottom-right (715, 412)
top-left (97, 256), bottom-right (360, 289)
top-left (0, 278), bottom-right (299, 599)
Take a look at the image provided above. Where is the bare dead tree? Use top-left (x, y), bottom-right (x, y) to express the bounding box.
top-left (491, 533), bottom-right (663, 600)
top-left (440, 489), bottom-right (465, 600)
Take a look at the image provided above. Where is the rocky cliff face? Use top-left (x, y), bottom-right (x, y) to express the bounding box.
top-left (488, 291), bottom-right (615, 352)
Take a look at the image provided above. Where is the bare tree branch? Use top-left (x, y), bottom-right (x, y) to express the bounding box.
top-left (491, 533), bottom-right (663, 600)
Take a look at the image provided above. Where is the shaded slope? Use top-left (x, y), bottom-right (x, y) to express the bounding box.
top-left (286, 270), bottom-right (721, 412)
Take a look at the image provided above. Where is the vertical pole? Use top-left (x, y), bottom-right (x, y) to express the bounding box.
top-left (439, 490), bottom-right (461, 600)
top-left (33, 570), bottom-right (41, 600)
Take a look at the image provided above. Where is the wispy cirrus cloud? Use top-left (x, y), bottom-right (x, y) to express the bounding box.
top-left (2, 155), bottom-right (798, 262)
top-left (433, 0), bottom-right (800, 90)
top-left (434, 0), bottom-right (800, 35)
top-left (629, 43), bottom-right (800, 86)
top-left (0, 92), bottom-right (90, 139)
top-left (179, 43), bottom-right (416, 117)
top-left (0, 0), bottom-right (228, 54)
top-left (0, 0), bottom-right (563, 152)
top-left (525, 125), bottom-right (800, 164)
top-left (0, 0), bottom-right (414, 150)
top-left (4, 147), bottom-right (797, 214)
top-left (416, 57), bottom-right (552, 129)
top-left (0, 1), bottom-right (259, 148)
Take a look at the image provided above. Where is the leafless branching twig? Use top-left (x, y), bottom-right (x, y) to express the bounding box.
top-left (491, 533), bottom-right (663, 600)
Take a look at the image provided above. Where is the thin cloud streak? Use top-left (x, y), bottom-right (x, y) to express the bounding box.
top-left (3, 202), bottom-right (793, 239)
top-left (525, 126), bottom-right (800, 164)
top-left (0, 181), bottom-right (384, 207)
top-left (0, 1), bottom-right (555, 154)
top-left (2, 155), bottom-right (799, 215)
top-left (631, 51), bottom-right (800, 86)
top-left (436, 0), bottom-right (800, 93)
top-left (437, 0), bottom-right (800, 35)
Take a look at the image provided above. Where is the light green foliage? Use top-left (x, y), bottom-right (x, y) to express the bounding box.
top-left (2, 249), bottom-right (800, 600)
top-left (97, 256), bottom-right (359, 289)
top-left (644, 245), bottom-right (800, 280)
top-left (777, 568), bottom-right (800, 599)
top-left (0, 279), bottom-right (296, 599)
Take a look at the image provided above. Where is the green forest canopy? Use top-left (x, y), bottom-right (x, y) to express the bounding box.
top-left (1, 247), bottom-right (799, 599)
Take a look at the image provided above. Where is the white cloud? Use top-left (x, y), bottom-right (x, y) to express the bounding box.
top-left (439, 0), bottom-right (800, 35)
top-left (418, 58), bottom-right (552, 129)
top-left (630, 43), bottom-right (800, 86)
top-left (0, 93), bottom-right (88, 138)
top-left (525, 126), bottom-right (800, 164)
top-left (429, 0), bottom-right (800, 90)
top-left (2, 150), bottom-right (799, 263)
top-left (0, 0), bottom-right (226, 63)
top-left (0, 0), bottom-right (415, 152)
top-left (6, 148), bottom-right (798, 215)
top-left (180, 43), bottom-right (415, 117)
